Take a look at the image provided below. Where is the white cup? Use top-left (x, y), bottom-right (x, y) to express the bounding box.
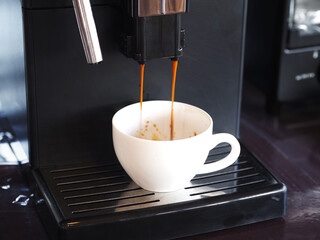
top-left (112, 101), bottom-right (241, 192)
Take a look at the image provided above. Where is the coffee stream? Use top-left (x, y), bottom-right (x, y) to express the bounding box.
top-left (170, 60), bottom-right (178, 140)
top-left (140, 64), bottom-right (145, 110)
top-left (139, 60), bottom-right (178, 141)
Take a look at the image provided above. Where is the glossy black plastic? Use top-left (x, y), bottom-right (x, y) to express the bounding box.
top-left (244, 0), bottom-right (320, 113)
top-left (23, 0), bottom-right (245, 169)
top-left (33, 144), bottom-right (286, 240)
top-left (121, 13), bottom-right (184, 64)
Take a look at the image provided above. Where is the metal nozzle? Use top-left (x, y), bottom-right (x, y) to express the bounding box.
top-left (72, 0), bottom-right (103, 64)
top-left (138, 0), bottom-right (187, 17)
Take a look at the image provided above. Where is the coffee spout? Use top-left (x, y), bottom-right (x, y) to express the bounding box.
top-left (121, 0), bottom-right (188, 64)
top-left (72, 0), bottom-right (103, 64)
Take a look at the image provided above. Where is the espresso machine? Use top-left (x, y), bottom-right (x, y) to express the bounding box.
top-left (0, 0), bottom-right (286, 239)
top-left (245, 0), bottom-right (320, 113)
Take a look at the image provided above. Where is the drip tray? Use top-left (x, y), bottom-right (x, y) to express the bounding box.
top-left (33, 144), bottom-right (286, 240)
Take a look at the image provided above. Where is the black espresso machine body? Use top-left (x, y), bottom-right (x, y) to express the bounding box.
top-left (23, 0), bottom-right (243, 168)
top-left (245, 0), bottom-right (320, 113)
top-left (1, 0), bottom-right (287, 238)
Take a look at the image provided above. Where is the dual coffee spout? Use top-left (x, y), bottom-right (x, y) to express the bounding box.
top-left (72, 0), bottom-right (189, 65)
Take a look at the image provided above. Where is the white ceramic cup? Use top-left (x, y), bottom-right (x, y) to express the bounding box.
top-left (112, 101), bottom-right (241, 192)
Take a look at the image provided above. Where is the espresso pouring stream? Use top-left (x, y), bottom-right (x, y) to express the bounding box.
top-left (139, 61), bottom-right (178, 140)
top-left (170, 60), bottom-right (178, 140)
top-left (140, 64), bottom-right (145, 110)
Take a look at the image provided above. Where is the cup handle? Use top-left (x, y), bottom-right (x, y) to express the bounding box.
top-left (197, 133), bottom-right (241, 175)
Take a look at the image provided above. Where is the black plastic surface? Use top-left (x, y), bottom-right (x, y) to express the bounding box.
top-left (33, 144), bottom-right (286, 240)
top-left (288, 30), bottom-right (320, 49)
top-left (23, 0), bottom-right (245, 169)
top-left (244, 0), bottom-right (320, 109)
top-left (121, 14), bottom-right (184, 63)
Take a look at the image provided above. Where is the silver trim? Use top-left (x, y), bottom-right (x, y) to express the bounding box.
top-left (138, 0), bottom-right (186, 17)
top-left (288, 0), bottom-right (295, 29)
top-left (284, 46), bottom-right (320, 54)
top-left (161, 0), bottom-right (166, 15)
top-left (72, 0), bottom-right (103, 64)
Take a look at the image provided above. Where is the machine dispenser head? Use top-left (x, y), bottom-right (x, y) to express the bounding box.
top-left (73, 0), bottom-right (189, 64)
top-left (122, 0), bottom-right (189, 64)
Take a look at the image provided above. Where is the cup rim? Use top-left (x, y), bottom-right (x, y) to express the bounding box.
top-left (112, 100), bottom-right (213, 143)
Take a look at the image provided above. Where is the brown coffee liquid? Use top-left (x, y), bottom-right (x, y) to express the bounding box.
top-left (140, 64), bottom-right (145, 110)
top-left (138, 61), bottom-right (178, 141)
top-left (171, 60), bottom-right (178, 140)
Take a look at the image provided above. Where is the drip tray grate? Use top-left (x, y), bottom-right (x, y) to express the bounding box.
top-left (39, 144), bottom-right (282, 221)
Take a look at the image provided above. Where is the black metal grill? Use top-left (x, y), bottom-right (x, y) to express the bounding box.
top-left (39, 145), bottom-right (276, 220)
